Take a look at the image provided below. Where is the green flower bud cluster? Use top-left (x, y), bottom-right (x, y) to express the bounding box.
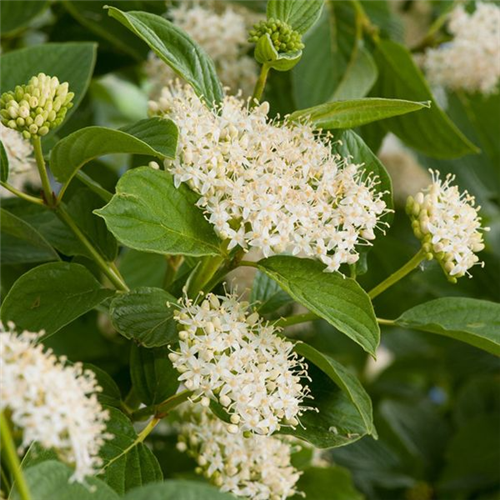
top-left (248, 18), bottom-right (304, 53)
top-left (0, 73), bottom-right (74, 140)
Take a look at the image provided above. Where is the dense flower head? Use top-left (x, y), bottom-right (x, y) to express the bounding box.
top-left (177, 404), bottom-right (301, 500)
top-left (406, 170), bottom-right (488, 282)
top-left (0, 122), bottom-right (35, 176)
top-left (150, 82), bottom-right (389, 272)
top-left (0, 323), bottom-right (110, 482)
top-left (145, 2), bottom-right (258, 96)
top-left (0, 73), bottom-right (74, 139)
top-left (168, 292), bottom-right (312, 435)
top-left (423, 2), bottom-right (500, 94)
top-left (248, 18), bottom-right (304, 53)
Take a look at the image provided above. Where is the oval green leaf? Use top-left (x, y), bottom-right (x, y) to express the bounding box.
top-left (289, 98), bottom-right (429, 130)
top-left (106, 7), bottom-right (223, 106)
top-left (373, 40), bottom-right (479, 159)
top-left (122, 480), bottom-right (236, 500)
top-left (99, 407), bottom-right (162, 495)
top-left (110, 287), bottom-right (178, 347)
top-left (1, 209), bottom-right (60, 264)
top-left (1, 1), bottom-right (49, 35)
top-left (50, 117), bottom-right (178, 188)
top-left (395, 298), bottom-right (500, 356)
top-left (295, 342), bottom-right (377, 437)
top-left (257, 256), bottom-right (380, 355)
top-left (95, 167), bottom-right (223, 257)
top-left (267, 0), bottom-right (325, 35)
top-left (11, 460), bottom-right (119, 500)
top-left (130, 344), bottom-right (179, 406)
top-left (0, 262), bottom-right (114, 339)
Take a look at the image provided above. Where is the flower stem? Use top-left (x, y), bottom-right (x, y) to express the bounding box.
top-left (0, 182), bottom-right (44, 206)
top-left (0, 412), bottom-right (31, 500)
top-left (55, 205), bottom-right (129, 291)
top-left (251, 63), bottom-right (270, 105)
top-left (32, 136), bottom-right (54, 207)
top-left (132, 389), bottom-right (194, 421)
top-left (368, 248), bottom-right (427, 300)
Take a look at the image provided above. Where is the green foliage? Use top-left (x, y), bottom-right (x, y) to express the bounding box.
top-left (1, 262), bottom-right (113, 338)
top-left (396, 298), bottom-right (500, 356)
top-left (372, 40), bottom-right (479, 159)
top-left (106, 7), bottom-right (224, 106)
top-left (258, 256), bottom-right (380, 355)
top-left (110, 287), bottom-right (178, 347)
top-left (12, 460), bottom-right (119, 500)
top-left (267, 0), bottom-right (325, 35)
top-left (50, 118), bottom-right (177, 189)
top-left (289, 98), bottom-right (429, 129)
top-left (96, 168), bottom-right (223, 257)
top-left (98, 407), bottom-right (163, 494)
top-left (1, 1), bottom-right (498, 499)
top-left (0, 0), bottom-right (49, 36)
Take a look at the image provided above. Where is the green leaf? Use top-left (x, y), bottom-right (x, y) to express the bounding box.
top-left (122, 480), bottom-right (236, 500)
top-left (110, 287), bottom-right (178, 347)
top-left (99, 407), bottom-right (162, 495)
top-left (0, 0), bottom-right (49, 36)
top-left (267, 0), bottom-right (325, 34)
top-left (63, 1), bottom-right (152, 61)
top-left (293, 4), bottom-right (371, 108)
top-left (257, 256), bottom-right (379, 355)
top-left (130, 344), bottom-right (179, 406)
top-left (0, 42), bottom-right (97, 130)
top-left (292, 466), bottom-right (364, 500)
top-left (84, 363), bottom-right (122, 408)
top-left (0, 140), bottom-right (8, 182)
top-left (332, 46), bottom-right (378, 100)
top-left (0, 209), bottom-right (60, 264)
top-left (373, 40), bottom-right (479, 159)
top-left (106, 7), bottom-right (224, 106)
top-left (250, 270), bottom-right (293, 315)
top-left (11, 460), bottom-right (119, 500)
top-left (281, 360), bottom-right (373, 448)
top-left (119, 249), bottom-right (169, 289)
top-left (0, 262), bottom-right (113, 339)
top-left (295, 342), bottom-right (377, 437)
top-left (396, 298), bottom-right (500, 356)
top-left (289, 98), bottom-right (429, 130)
top-left (50, 118), bottom-right (178, 187)
top-left (95, 167), bottom-right (223, 257)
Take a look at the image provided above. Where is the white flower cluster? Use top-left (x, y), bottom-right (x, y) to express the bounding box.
top-left (0, 323), bottom-right (110, 482)
top-left (145, 2), bottom-right (258, 96)
top-left (424, 2), bottom-right (500, 94)
top-left (151, 83), bottom-right (388, 272)
top-left (177, 405), bottom-right (301, 500)
top-left (0, 99), bottom-right (39, 198)
top-left (407, 171), bottom-right (488, 282)
top-left (168, 293), bottom-right (311, 435)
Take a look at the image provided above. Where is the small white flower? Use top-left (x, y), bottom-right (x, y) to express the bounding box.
top-left (145, 2), bottom-right (259, 97)
top-left (407, 170), bottom-right (489, 282)
top-left (177, 404), bottom-right (302, 500)
top-left (152, 83), bottom-right (389, 273)
top-left (0, 123), bottom-right (39, 197)
top-left (423, 2), bottom-right (500, 94)
top-left (169, 293), bottom-right (311, 435)
top-left (0, 323), bottom-right (110, 482)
